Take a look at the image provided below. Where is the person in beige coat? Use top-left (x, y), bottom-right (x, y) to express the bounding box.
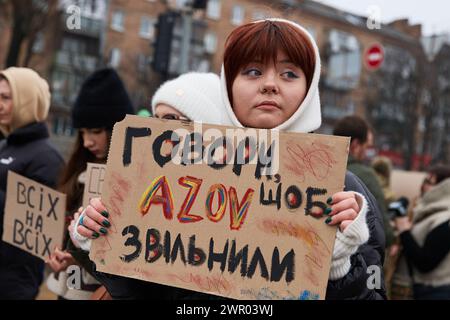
top-left (394, 165), bottom-right (450, 299)
top-left (0, 67), bottom-right (64, 299)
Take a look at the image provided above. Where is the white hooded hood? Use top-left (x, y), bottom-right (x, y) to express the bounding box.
top-left (220, 18), bottom-right (322, 133)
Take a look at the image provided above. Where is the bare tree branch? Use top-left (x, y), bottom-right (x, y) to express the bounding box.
top-left (365, 45), bottom-right (421, 169)
top-left (3, 0), bottom-right (59, 67)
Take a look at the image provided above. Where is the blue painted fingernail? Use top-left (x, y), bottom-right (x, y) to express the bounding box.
top-left (326, 197), bottom-right (333, 205)
top-left (92, 232), bottom-right (100, 239)
top-left (102, 220), bottom-right (111, 227)
top-left (100, 228), bottom-right (108, 234)
top-left (324, 207), bottom-right (332, 215)
top-left (325, 217), bottom-right (332, 224)
top-left (101, 211), bottom-right (109, 218)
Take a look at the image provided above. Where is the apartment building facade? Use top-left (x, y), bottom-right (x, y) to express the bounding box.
top-left (1, 0), bottom-right (442, 167)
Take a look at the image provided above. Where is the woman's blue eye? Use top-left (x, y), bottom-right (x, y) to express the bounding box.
top-left (243, 68), bottom-right (261, 77)
top-left (282, 71), bottom-right (299, 79)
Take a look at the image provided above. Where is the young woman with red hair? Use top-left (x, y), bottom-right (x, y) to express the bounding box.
top-left (72, 19), bottom-right (386, 300)
top-left (215, 19), bottom-right (386, 300)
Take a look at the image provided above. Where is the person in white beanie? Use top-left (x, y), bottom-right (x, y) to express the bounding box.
top-left (69, 72), bottom-right (225, 300)
top-left (151, 72), bottom-right (224, 125)
top-left (71, 72), bottom-right (225, 253)
top-left (70, 72), bottom-right (225, 251)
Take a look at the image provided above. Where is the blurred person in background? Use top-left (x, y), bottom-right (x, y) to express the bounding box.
top-left (0, 67), bottom-right (64, 299)
top-left (372, 156), bottom-right (397, 205)
top-left (372, 156), bottom-right (404, 298)
top-left (393, 165), bottom-right (450, 300)
top-left (333, 115), bottom-right (395, 250)
top-left (45, 68), bottom-right (134, 300)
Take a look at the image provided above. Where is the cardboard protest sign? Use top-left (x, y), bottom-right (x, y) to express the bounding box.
top-left (82, 163), bottom-right (106, 208)
top-left (90, 115), bottom-right (350, 300)
top-left (391, 169), bottom-right (426, 204)
top-left (2, 171), bottom-right (66, 260)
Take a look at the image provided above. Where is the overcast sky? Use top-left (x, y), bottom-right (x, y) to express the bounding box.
top-left (314, 0), bottom-right (450, 36)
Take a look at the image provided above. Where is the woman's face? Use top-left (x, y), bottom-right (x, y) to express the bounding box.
top-left (154, 104), bottom-right (189, 121)
top-left (0, 79), bottom-right (14, 126)
top-left (80, 128), bottom-right (109, 160)
top-left (231, 50), bottom-right (308, 129)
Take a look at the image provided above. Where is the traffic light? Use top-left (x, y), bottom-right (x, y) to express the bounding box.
top-left (152, 11), bottom-right (178, 75)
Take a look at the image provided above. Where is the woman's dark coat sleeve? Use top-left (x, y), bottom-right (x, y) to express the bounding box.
top-left (326, 171), bottom-right (387, 300)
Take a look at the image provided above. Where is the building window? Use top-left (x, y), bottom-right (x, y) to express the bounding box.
top-left (197, 59), bottom-right (210, 72)
top-left (137, 54), bottom-right (148, 72)
top-left (204, 31), bottom-right (217, 54)
top-left (53, 116), bottom-right (74, 136)
top-left (32, 32), bottom-right (45, 53)
top-left (60, 0), bottom-right (106, 20)
top-left (325, 29), bottom-right (361, 90)
top-left (231, 5), bottom-right (244, 26)
top-left (53, 116), bottom-right (61, 135)
top-left (61, 37), bottom-right (87, 53)
top-left (206, 0), bottom-right (221, 20)
top-left (51, 69), bottom-right (85, 106)
top-left (51, 70), bottom-right (68, 104)
top-left (111, 10), bottom-right (124, 32)
top-left (109, 48), bottom-right (121, 68)
top-left (305, 26), bottom-right (316, 40)
top-left (139, 16), bottom-right (155, 39)
top-left (175, 0), bottom-right (188, 8)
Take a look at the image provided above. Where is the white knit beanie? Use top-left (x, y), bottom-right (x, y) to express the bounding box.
top-left (151, 72), bottom-right (224, 125)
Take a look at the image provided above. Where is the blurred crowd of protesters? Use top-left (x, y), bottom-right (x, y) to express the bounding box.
top-left (333, 115), bottom-right (450, 299)
top-left (0, 19), bottom-right (449, 301)
top-left (390, 165), bottom-right (450, 299)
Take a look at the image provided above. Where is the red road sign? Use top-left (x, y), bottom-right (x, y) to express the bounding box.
top-left (365, 44), bottom-right (384, 70)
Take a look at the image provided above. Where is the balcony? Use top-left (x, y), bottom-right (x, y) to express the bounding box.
top-left (62, 13), bottom-right (103, 38)
top-left (55, 50), bottom-right (98, 72)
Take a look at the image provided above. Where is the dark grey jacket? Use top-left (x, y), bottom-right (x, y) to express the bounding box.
top-left (0, 122), bottom-right (64, 299)
top-left (325, 171), bottom-right (387, 299)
